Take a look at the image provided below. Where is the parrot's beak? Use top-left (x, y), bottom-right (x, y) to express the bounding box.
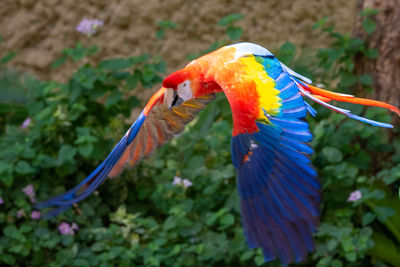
top-left (164, 88), bottom-right (184, 109)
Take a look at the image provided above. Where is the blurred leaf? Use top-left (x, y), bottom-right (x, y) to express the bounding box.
top-left (51, 55), bottom-right (68, 68)
top-left (362, 19), bottom-right (376, 35)
top-left (57, 145), bottom-right (77, 164)
top-left (217, 13), bottom-right (244, 27)
top-left (102, 58), bottom-right (134, 71)
top-left (226, 26), bottom-right (242, 40)
top-left (106, 90), bottom-right (123, 107)
top-left (312, 16), bottom-right (328, 30)
top-left (362, 213), bottom-right (376, 226)
top-left (359, 73), bottom-right (373, 86)
top-left (360, 8), bottom-right (380, 17)
top-left (15, 161), bottom-right (36, 174)
top-left (1, 52), bottom-right (16, 64)
top-left (365, 48), bottom-right (379, 58)
top-left (322, 147), bottom-right (343, 163)
top-left (277, 42), bottom-right (296, 65)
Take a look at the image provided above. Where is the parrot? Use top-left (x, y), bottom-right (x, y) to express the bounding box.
top-left (37, 42), bottom-right (400, 264)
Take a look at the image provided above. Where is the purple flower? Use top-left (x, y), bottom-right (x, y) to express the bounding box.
top-left (172, 176), bottom-right (193, 188)
top-left (182, 179), bottom-right (193, 188)
top-left (76, 18), bottom-right (103, 36)
top-left (31, 210), bottom-right (41, 220)
top-left (347, 190), bottom-right (362, 202)
top-left (71, 222), bottom-right (79, 231)
top-left (17, 209), bottom-right (26, 218)
top-left (172, 176), bottom-right (182, 185)
top-left (58, 222), bottom-right (75, 235)
top-left (21, 118), bottom-right (31, 129)
top-left (0, 197), bottom-right (3, 205)
top-left (22, 184), bottom-right (36, 203)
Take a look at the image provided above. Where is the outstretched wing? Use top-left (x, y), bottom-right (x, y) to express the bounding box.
top-left (109, 92), bottom-right (215, 177)
top-left (36, 88), bottom-right (215, 217)
top-left (216, 54), bottom-right (320, 264)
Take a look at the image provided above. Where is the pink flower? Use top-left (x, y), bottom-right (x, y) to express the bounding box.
top-left (76, 18), bottom-right (103, 36)
top-left (17, 209), bottom-right (26, 218)
top-left (31, 210), bottom-right (41, 220)
top-left (22, 184), bottom-right (36, 203)
top-left (21, 118), bottom-right (31, 129)
top-left (347, 190), bottom-right (362, 202)
top-left (58, 222), bottom-right (76, 235)
top-left (0, 197), bottom-right (3, 205)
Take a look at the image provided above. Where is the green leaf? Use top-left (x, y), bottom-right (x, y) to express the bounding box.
top-left (57, 145), bottom-right (77, 164)
top-left (219, 213), bottom-right (234, 227)
top-left (312, 16), bottom-right (328, 30)
top-left (156, 30), bottom-right (164, 39)
top-left (362, 19), bottom-right (376, 35)
top-left (322, 147), bottom-right (343, 163)
top-left (226, 26), bottom-right (242, 41)
top-left (105, 90), bottom-right (123, 107)
top-left (103, 58), bottom-right (133, 71)
top-left (157, 20), bottom-right (177, 29)
top-left (240, 250), bottom-right (254, 261)
top-left (78, 143), bottom-right (93, 158)
top-left (365, 48), bottom-right (379, 58)
top-left (155, 61), bottom-right (167, 73)
top-left (359, 73), bottom-right (373, 86)
top-left (340, 72), bottom-right (357, 87)
top-left (126, 71), bottom-right (141, 89)
top-left (218, 13), bottom-right (244, 27)
top-left (345, 251), bottom-right (357, 262)
top-left (1, 52), bottom-right (16, 64)
top-left (362, 212), bottom-right (376, 226)
top-left (254, 255), bottom-right (265, 266)
top-left (327, 239), bottom-right (338, 251)
top-left (375, 206), bottom-right (395, 221)
top-left (87, 45), bottom-right (99, 55)
top-left (277, 42), bottom-right (296, 65)
top-left (15, 161), bottom-right (36, 174)
top-left (360, 8), bottom-right (380, 17)
top-left (51, 55), bottom-right (68, 68)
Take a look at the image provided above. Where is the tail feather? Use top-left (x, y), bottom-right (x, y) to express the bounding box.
top-left (301, 82), bottom-right (400, 115)
top-left (295, 80), bottom-right (399, 128)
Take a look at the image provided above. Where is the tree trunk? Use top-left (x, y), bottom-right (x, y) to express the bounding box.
top-left (353, 0), bottom-right (400, 108)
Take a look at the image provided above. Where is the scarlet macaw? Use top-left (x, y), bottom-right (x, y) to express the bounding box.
top-left (38, 43), bottom-right (399, 264)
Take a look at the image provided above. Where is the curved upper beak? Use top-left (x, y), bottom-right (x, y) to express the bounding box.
top-left (164, 88), bottom-right (184, 109)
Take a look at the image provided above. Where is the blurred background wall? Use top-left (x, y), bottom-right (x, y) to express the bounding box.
top-left (0, 0), bottom-right (357, 81)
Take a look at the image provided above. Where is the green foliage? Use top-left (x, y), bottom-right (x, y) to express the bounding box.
top-left (156, 20), bottom-right (177, 39)
top-left (218, 13), bottom-right (243, 41)
top-left (0, 10), bottom-right (399, 267)
top-left (188, 13), bottom-right (244, 60)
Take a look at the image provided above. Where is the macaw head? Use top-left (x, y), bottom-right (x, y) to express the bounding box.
top-left (162, 63), bottom-right (222, 109)
top-left (162, 68), bottom-right (198, 109)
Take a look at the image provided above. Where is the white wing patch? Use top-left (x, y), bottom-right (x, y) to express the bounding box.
top-left (229, 42), bottom-right (274, 59)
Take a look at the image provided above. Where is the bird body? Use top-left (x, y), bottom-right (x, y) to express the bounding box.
top-left (37, 42), bottom-right (399, 264)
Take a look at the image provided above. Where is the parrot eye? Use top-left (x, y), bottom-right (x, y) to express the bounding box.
top-left (177, 80), bottom-right (193, 102)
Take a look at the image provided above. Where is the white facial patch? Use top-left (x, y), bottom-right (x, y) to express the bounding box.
top-left (177, 80), bottom-right (193, 101)
top-left (164, 88), bottom-right (175, 107)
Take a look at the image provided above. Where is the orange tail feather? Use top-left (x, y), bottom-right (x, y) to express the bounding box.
top-left (303, 83), bottom-right (400, 115)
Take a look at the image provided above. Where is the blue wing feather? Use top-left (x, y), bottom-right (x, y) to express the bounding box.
top-left (232, 56), bottom-right (321, 264)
